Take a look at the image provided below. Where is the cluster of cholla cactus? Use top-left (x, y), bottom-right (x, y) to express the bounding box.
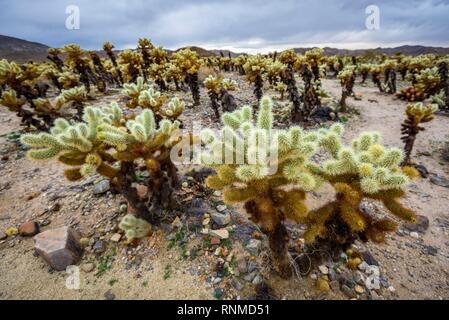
top-left (21, 102), bottom-right (182, 227)
top-left (201, 97), bottom-right (321, 277)
top-left (203, 75), bottom-right (237, 118)
top-left (370, 64), bottom-right (384, 93)
top-left (0, 59), bottom-right (72, 130)
top-left (122, 76), bottom-right (184, 122)
top-left (202, 96), bottom-right (421, 278)
top-left (359, 63), bottom-right (371, 84)
top-left (103, 41), bottom-right (124, 85)
top-left (381, 59), bottom-right (398, 94)
top-left (338, 65), bottom-right (356, 113)
top-left (305, 48), bottom-right (325, 86)
top-left (117, 50), bottom-right (142, 84)
top-left (172, 48), bottom-right (202, 106)
top-left (400, 103), bottom-right (438, 166)
top-left (437, 61), bottom-right (449, 111)
top-left (243, 54), bottom-right (268, 103)
top-left (398, 67), bottom-right (441, 102)
top-left (304, 125), bottom-right (419, 254)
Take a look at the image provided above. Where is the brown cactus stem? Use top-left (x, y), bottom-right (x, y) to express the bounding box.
top-left (372, 73), bottom-right (384, 93)
top-left (207, 91), bottom-right (221, 119)
top-left (113, 162), bottom-right (155, 224)
top-left (361, 72), bottom-right (368, 84)
top-left (220, 88), bottom-right (238, 112)
top-left (267, 221), bottom-right (293, 279)
top-left (244, 198), bottom-right (292, 279)
top-left (188, 73), bottom-right (200, 106)
top-left (340, 88), bottom-right (349, 113)
top-left (438, 61), bottom-right (449, 111)
top-left (282, 67), bottom-right (303, 123)
top-left (401, 121), bottom-right (423, 167)
top-left (254, 74), bottom-right (263, 104)
top-left (387, 70), bottom-right (397, 94)
top-left (47, 54), bottom-right (64, 72)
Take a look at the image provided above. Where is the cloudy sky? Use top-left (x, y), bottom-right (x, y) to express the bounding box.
top-left (1, 0), bottom-right (448, 53)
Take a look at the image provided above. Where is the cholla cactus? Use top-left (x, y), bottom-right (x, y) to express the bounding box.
top-left (401, 103), bottom-right (438, 166)
top-left (275, 82), bottom-right (287, 101)
top-left (137, 38), bottom-right (154, 81)
top-left (202, 97), bottom-right (321, 278)
top-left (233, 55), bottom-right (248, 75)
top-left (414, 67), bottom-right (441, 98)
top-left (62, 44), bottom-right (95, 93)
top-left (118, 50), bottom-right (142, 83)
top-left (304, 124), bottom-right (419, 252)
top-left (122, 76), bottom-right (149, 108)
top-left (103, 41), bottom-right (123, 84)
top-left (305, 48), bottom-right (325, 85)
top-left (21, 103), bottom-right (181, 224)
top-left (279, 50), bottom-right (298, 69)
top-left (266, 61), bottom-right (286, 86)
top-left (119, 214), bottom-right (152, 243)
top-left (370, 64), bottom-right (384, 92)
top-left (338, 65), bottom-right (356, 113)
top-left (0, 88), bottom-right (26, 112)
top-left (47, 48), bottom-right (64, 72)
top-left (58, 70), bottom-right (81, 89)
top-left (58, 86), bottom-right (88, 119)
top-left (359, 64), bottom-right (371, 84)
top-left (172, 48), bottom-right (202, 106)
top-left (243, 55), bottom-right (268, 103)
top-left (204, 75), bottom-right (222, 118)
top-left (164, 63), bottom-right (184, 91)
top-left (438, 61), bottom-right (449, 110)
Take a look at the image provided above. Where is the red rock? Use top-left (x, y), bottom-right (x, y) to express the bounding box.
top-left (210, 237), bottom-right (221, 245)
top-left (19, 221), bottom-right (40, 237)
top-left (34, 226), bottom-right (83, 271)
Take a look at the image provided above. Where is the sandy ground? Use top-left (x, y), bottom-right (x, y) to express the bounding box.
top-left (0, 73), bottom-right (448, 300)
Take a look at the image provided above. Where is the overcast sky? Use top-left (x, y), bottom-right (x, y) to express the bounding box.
top-left (1, 0), bottom-right (448, 53)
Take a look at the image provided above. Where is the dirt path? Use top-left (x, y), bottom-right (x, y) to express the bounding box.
top-left (1, 75), bottom-right (448, 300)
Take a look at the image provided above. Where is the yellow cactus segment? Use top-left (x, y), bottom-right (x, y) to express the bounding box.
top-left (205, 176), bottom-right (229, 190)
top-left (223, 187), bottom-right (257, 204)
top-left (119, 214), bottom-right (151, 242)
top-left (402, 166), bottom-right (420, 180)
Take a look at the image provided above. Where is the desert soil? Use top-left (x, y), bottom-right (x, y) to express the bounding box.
top-left (0, 72), bottom-right (448, 300)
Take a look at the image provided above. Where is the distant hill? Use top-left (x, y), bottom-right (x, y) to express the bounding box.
top-left (175, 46), bottom-right (217, 58)
top-left (292, 45), bottom-right (449, 56)
top-left (0, 35), bottom-right (49, 62)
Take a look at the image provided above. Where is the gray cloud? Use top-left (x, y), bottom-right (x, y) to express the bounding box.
top-left (0, 0), bottom-right (448, 52)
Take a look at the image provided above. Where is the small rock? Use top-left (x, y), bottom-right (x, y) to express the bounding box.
top-left (0, 231), bottom-right (7, 240)
top-left (213, 191), bottom-right (222, 197)
top-left (358, 261), bottom-right (369, 271)
top-left (354, 285), bottom-right (365, 294)
top-left (246, 239), bottom-right (262, 255)
top-left (211, 212), bottom-right (231, 227)
top-left (388, 286), bottom-right (396, 293)
top-left (182, 182), bottom-right (189, 188)
top-left (316, 278), bottom-right (330, 292)
top-left (410, 232), bottom-right (420, 239)
top-left (92, 180), bottom-right (110, 195)
top-left (423, 245), bottom-right (438, 256)
top-left (318, 265), bottom-right (329, 275)
top-left (104, 289), bottom-right (115, 300)
top-left (353, 271), bottom-right (365, 285)
top-left (210, 237), bottom-right (221, 245)
top-left (213, 277), bottom-right (222, 285)
top-left (370, 290), bottom-right (380, 300)
top-left (5, 227), bottom-right (18, 237)
top-left (252, 275), bottom-right (263, 285)
top-left (363, 251), bottom-right (379, 266)
top-left (347, 257), bottom-right (362, 269)
top-left (19, 221), bottom-right (40, 237)
top-left (33, 226), bottom-right (83, 271)
top-left (244, 272), bottom-right (257, 282)
top-left (172, 216), bottom-right (182, 228)
top-left (110, 233), bottom-right (121, 242)
top-left (341, 285), bottom-right (356, 299)
top-left (209, 229), bottom-right (229, 240)
top-left (81, 263), bottom-right (95, 273)
top-left (430, 175), bottom-right (449, 188)
top-left (93, 240), bottom-right (107, 254)
top-left (216, 205), bottom-right (227, 212)
top-left (247, 261), bottom-right (258, 273)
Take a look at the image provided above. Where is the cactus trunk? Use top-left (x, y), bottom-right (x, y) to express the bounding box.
top-left (267, 220), bottom-right (292, 279)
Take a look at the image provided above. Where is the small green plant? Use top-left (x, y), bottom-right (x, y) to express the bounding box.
top-left (163, 264), bottom-right (173, 280)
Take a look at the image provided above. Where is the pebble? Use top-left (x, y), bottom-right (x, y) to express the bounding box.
top-left (252, 275), bottom-right (263, 285)
top-left (318, 265), bottom-right (329, 275)
top-left (210, 237), bottom-right (221, 245)
top-left (430, 175), bottom-right (449, 188)
top-left (388, 286), bottom-right (396, 293)
top-left (110, 233), bottom-right (122, 242)
top-left (410, 232), bottom-right (420, 239)
top-left (353, 271), bottom-right (365, 285)
top-left (231, 278), bottom-right (243, 291)
top-left (354, 285), bottom-right (365, 294)
top-left (93, 240), bottom-right (107, 254)
top-left (358, 261), bottom-right (369, 272)
top-left (209, 229), bottom-right (229, 240)
top-left (247, 261), bottom-right (258, 273)
top-left (210, 212), bottom-right (231, 226)
top-left (246, 239), bottom-right (262, 256)
top-left (19, 221), bottom-right (40, 237)
top-left (81, 263), bottom-right (95, 273)
top-left (92, 180), bottom-right (110, 195)
top-left (0, 231), bottom-right (7, 240)
top-left (213, 277), bottom-right (222, 285)
top-left (403, 215), bottom-right (429, 234)
top-left (237, 258), bottom-right (248, 273)
top-left (363, 251), bottom-right (379, 266)
top-left (216, 205), bottom-right (227, 212)
top-left (329, 280), bottom-right (340, 291)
